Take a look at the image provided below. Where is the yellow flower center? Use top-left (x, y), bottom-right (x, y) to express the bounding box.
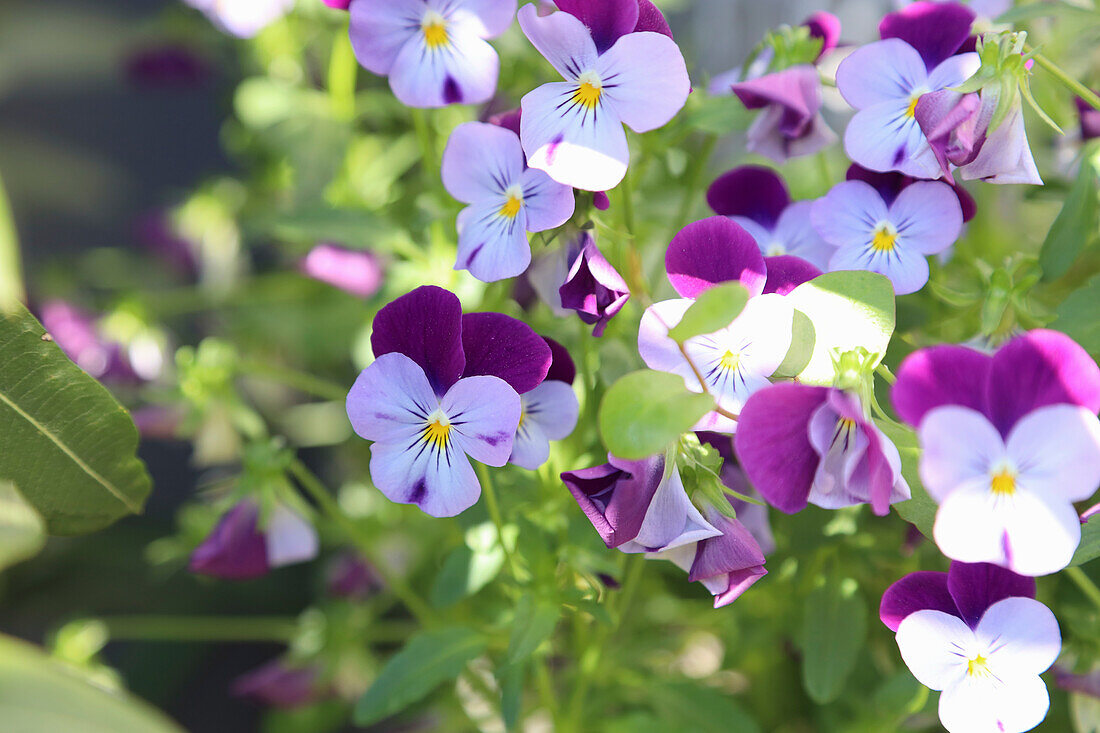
top-left (572, 72), bottom-right (603, 109)
top-left (499, 191), bottom-right (523, 219)
top-left (423, 417), bottom-right (452, 449)
top-left (837, 418), bottom-right (857, 431)
top-left (871, 225), bottom-right (898, 253)
top-left (422, 12), bottom-right (449, 49)
top-left (719, 350), bottom-right (740, 371)
top-left (990, 468), bottom-right (1016, 496)
top-left (906, 94), bottom-right (921, 118)
top-left (967, 654), bottom-right (991, 678)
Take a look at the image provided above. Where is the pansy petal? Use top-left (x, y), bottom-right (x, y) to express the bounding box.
top-left (189, 501), bottom-right (269, 579)
top-left (442, 122), bottom-right (524, 204)
top-left (265, 505), bottom-right (319, 568)
top-left (443, 375), bottom-right (521, 466)
top-left (347, 353), bottom-right (441, 444)
top-left (729, 293), bottom-right (795, 379)
top-left (892, 344), bottom-right (993, 427)
top-left (555, 0), bottom-right (638, 55)
top-left (688, 506), bottom-right (766, 582)
top-left (926, 53), bottom-right (983, 101)
top-left (596, 32), bottom-right (691, 133)
top-left (891, 181), bottom-right (963, 255)
top-left (519, 167), bottom-right (576, 232)
top-left (880, 571), bottom-right (956, 632)
top-left (763, 255), bottom-right (822, 295)
top-left (706, 166), bottom-right (790, 225)
top-left (938, 673), bottom-right (1050, 733)
top-left (461, 312), bottom-right (552, 394)
top-left (635, 0), bottom-right (673, 37)
top-left (562, 455), bottom-right (664, 548)
top-left (1007, 404), bottom-right (1100, 502)
top-left (804, 11), bottom-right (841, 57)
top-left (960, 102), bottom-right (1043, 185)
top-left (509, 417), bottom-right (550, 470)
top-left (843, 101), bottom-right (940, 179)
top-left (730, 216), bottom-right (774, 255)
top-left (618, 469), bottom-right (721, 554)
top-left (947, 562), bottom-right (1036, 630)
top-left (665, 216), bottom-right (767, 298)
top-left (455, 201), bottom-right (532, 282)
top-left (894, 609), bottom-right (973, 690)
top-left (638, 298), bottom-right (697, 376)
top-left (828, 237), bottom-right (931, 296)
top-left (772, 202), bottom-right (833, 269)
top-left (523, 380), bottom-right (580, 440)
top-left (370, 286), bottom-right (466, 394)
top-left (456, 0), bottom-right (517, 38)
top-left (348, 0), bottom-right (422, 75)
top-left (388, 26), bottom-right (499, 107)
top-left (836, 39), bottom-right (927, 110)
top-left (517, 3), bottom-right (598, 80)
top-left (734, 383), bottom-right (830, 514)
top-left (520, 81), bottom-right (629, 191)
top-left (879, 2), bottom-right (975, 72)
top-left (918, 406), bottom-right (1005, 503)
top-left (369, 438), bottom-right (481, 517)
top-left (544, 337), bottom-right (577, 384)
top-left (712, 567), bottom-right (768, 607)
top-left (732, 65), bottom-right (820, 123)
top-left (977, 597), bottom-right (1061, 676)
top-left (811, 181), bottom-right (887, 249)
top-left (988, 329), bottom-right (1100, 437)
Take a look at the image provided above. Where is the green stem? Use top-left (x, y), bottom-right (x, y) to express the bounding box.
top-left (327, 23), bottom-right (358, 122)
top-left (97, 615), bottom-right (298, 642)
top-left (1029, 48), bottom-right (1100, 111)
top-left (0, 168), bottom-right (24, 310)
top-left (239, 360), bottom-right (348, 402)
top-left (288, 458), bottom-right (435, 625)
top-left (411, 108), bottom-right (439, 179)
top-left (476, 462), bottom-right (521, 579)
top-left (534, 656), bottom-right (560, 726)
top-left (1065, 566), bottom-right (1100, 612)
top-left (615, 165), bottom-right (650, 302)
top-left (669, 134), bottom-right (718, 241)
top-left (875, 363), bottom-right (897, 386)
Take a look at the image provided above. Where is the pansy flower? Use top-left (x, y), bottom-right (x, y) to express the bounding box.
top-left (562, 454), bottom-right (721, 555)
top-left (190, 500), bottom-right (319, 580)
top-left (882, 561), bottom-right (1059, 733)
top-left (301, 243), bottom-right (384, 298)
top-left (892, 329), bottom-right (1100, 576)
top-left (559, 232), bottom-right (631, 336)
top-left (735, 384), bottom-right (910, 517)
top-left (1077, 95), bottom-right (1100, 141)
top-left (837, 2), bottom-right (980, 178)
top-left (39, 301), bottom-right (139, 383)
top-left (639, 217), bottom-right (820, 433)
top-left (184, 0), bottom-right (293, 38)
top-left (349, 0), bottom-right (516, 108)
top-left (232, 659), bottom-right (323, 708)
top-left (347, 286), bottom-right (552, 517)
top-left (697, 431), bottom-right (776, 554)
top-left (509, 337), bottom-right (580, 469)
top-left (811, 173), bottom-right (963, 295)
top-left (442, 121), bottom-right (575, 282)
top-left (707, 166), bottom-right (832, 269)
top-left (517, 0), bottom-right (691, 190)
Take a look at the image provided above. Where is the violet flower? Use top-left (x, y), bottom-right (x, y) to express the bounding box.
top-left (559, 232), bottom-right (630, 337)
top-left (697, 431), bottom-right (776, 554)
top-left (321, 0), bottom-right (350, 9)
top-left (837, 2), bottom-right (979, 177)
top-left (517, 0), bottom-right (690, 190)
top-left (232, 659), bottom-right (322, 708)
top-left (510, 337), bottom-right (580, 470)
top-left (349, 0), bottom-right (516, 108)
top-left (301, 243), bottom-right (384, 298)
top-left (881, 561), bottom-right (1059, 733)
top-left (1077, 96), bottom-right (1100, 141)
top-left (184, 0), bottom-right (293, 38)
top-left (190, 500), bottom-right (319, 580)
top-left (346, 286), bottom-right (552, 517)
top-left (735, 384), bottom-right (910, 517)
top-left (891, 329), bottom-right (1100, 576)
top-left (39, 301), bottom-right (137, 383)
top-left (707, 166), bottom-right (832, 269)
top-left (732, 64), bottom-right (836, 163)
top-left (441, 121), bottom-right (575, 282)
top-left (326, 552), bottom-right (381, 600)
top-left (1054, 667), bottom-right (1100, 700)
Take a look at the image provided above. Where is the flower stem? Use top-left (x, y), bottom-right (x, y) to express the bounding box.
top-left (327, 23), bottom-right (358, 122)
top-left (410, 108), bottom-right (439, 179)
top-left (669, 133), bottom-right (718, 240)
top-left (0, 168), bottom-right (24, 311)
top-left (96, 615), bottom-right (299, 642)
top-left (875, 363), bottom-right (897, 385)
top-left (1028, 47), bottom-right (1100, 111)
top-left (475, 461), bottom-right (522, 580)
top-left (238, 359), bottom-right (348, 402)
top-left (616, 164), bottom-right (650, 302)
top-left (288, 458), bottom-right (435, 625)
top-left (1065, 566), bottom-right (1100, 612)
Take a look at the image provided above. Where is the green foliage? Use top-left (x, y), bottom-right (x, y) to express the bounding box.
top-left (598, 370), bottom-right (715, 459)
top-left (0, 304), bottom-right (150, 535)
top-left (650, 682), bottom-right (762, 733)
top-left (1072, 522), bottom-right (1100, 567)
top-left (667, 283), bottom-right (749, 343)
top-left (430, 523), bottom-right (512, 607)
top-left (1055, 274), bottom-right (1100, 355)
top-left (800, 577), bottom-right (868, 704)
top-left (0, 482), bottom-right (45, 571)
top-left (505, 594), bottom-right (560, 666)
top-left (877, 421), bottom-right (936, 539)
top-left (1041, 149), bottom-right (1100, 281)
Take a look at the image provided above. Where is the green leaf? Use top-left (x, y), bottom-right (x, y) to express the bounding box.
top-left (651, 682), bottom-right (762, 733)
top-left (0, 304), bottom-right (151, 535)
top-left (1071, 521), bottom-right (1100, 567)
top-left (505, 595), bottom-right (560, 666)
top-left (876, 421), bottom-right (936, 540)
top-left (0, 171), bottom-right (22, 312)
top-left (667, 283), bottom-right (749, 343)
top-left (599, 371), bottom-right (715, 460)
top-left (800, 577), bottom-right (867, 704)
top-left (0, 633), bottom-right (183, 732)
top-left (0, 482), bottom-right (45, 571)
top-left (499, 662), bottom-right (524, 732)
top-left (1040, 154), bottom-right (1099, 281)
top-left (1054, 274), bottom-right (1100, 356)
top-left (784, 272), bottom-right (896, 386)
top-left (354, 628), bottom-right (487, 725)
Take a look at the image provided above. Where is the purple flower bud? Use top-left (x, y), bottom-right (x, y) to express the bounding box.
top-left (558, 234), bottom-right (630, 337)
top-left (326, 552), bottom-right (382, 599)
top-left (301, 243), bottom-right (384, 298)
top-left (731, 65), bottom-right (836, 164)
top-left (1054, 667), bottom-right (1100, 699)
top-left (231, 659), bottom-right (322, 708)
top-left (189, 500), bottom-right (318, 580)
top-left (593, 191), bottom-right (611, 210)
top-left (1076, 96), bottom-right (1100, 141)
top-left (686, 500), bottom-right (768, 608)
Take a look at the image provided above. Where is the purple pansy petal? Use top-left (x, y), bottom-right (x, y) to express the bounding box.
top-left (891, 181), bottom-right (963, 255)
top-left (562, 455), bottom-right (664, 548)
top-left (520, 81), bottom-right (630, 191)
top-left (347, 353), bottom-right (440, 445)
top-left (665, 217), bottom-right (767, 298)
top-left (711, 567), bottom-right (768, 607)
top-left (232, 660), bottom-right (320, 708)
top-left (745, 107), bottom-right (836, 164)
top-left (836, 39), bottom-right (927, 110)
top-left (844, 100), bottom-right (941, 179)
top-left (301, 244), bottom-right (384, 298)
top-left (688, 503), bottom-right (767, 583)
top-left (619, 468), bottom-right (721, 554)
top-left (559, 236), bottom-right (631, 335)
top-left (987, 330), bottom-right (1100, 436)
top-left (880, 571), bottom-right (956, 632)
top-left (1078, 95), bottom-right (1100, 140)
top-left (844, 164), bottom-right (911, 205)
top-left (734, 383), bottom-right (831, 514)
top-left (388, 26), bottom-right (499, 107)
top-left (460, 312), bottom-right (552, 394)
top-left (763, 255), bottom-right (822, 295)
top-left (190, 500), bottom-right (269, 580)
top-left (947, 561), bottom-right (1036, 629)
top-left (543, 336), bottom-right (577, 384)
top-left (348, 0), bottom-right (428, 76)
top-left (829, 235), bottom-right (931, 295)
top-left (370, 285), bottom-right (465, 395)
top-left (706, 166), bottom-right (790, 226)
top-left (369, 436), bottom-right (482, 517)
top-left (488, 107), bottom-right (523, 135)
top-left (454, 201), bottom-right (532, 282)
top-left (732, 65), bottom-right (821, 125)
top-left (459, 0), bottom-right (519, 38)
top-left (442, 122), bottom-right (524, 203)
top-left (555, 0), bottom-right (638, 55)
top-left (891, 344), bottom-right (993, 427)
top-left (1055, 668), bottom-right (1100, 698)
top-left (811, 181), bottom-right (889, 250)
top-left (443, 375), bottom-right (521, 466)
top-left (519, 166), bottom-right (576, 231)
top-left (326, 552), bottom-right (380, 599)
top-left (593, 190), bottom-right (611, 210)
top-left (855, 422), bottom-right (909, 515)
top-left (635, 0), bottom-right (673, 37)
top-left (517, 3), bottom-right (598, 80)
top-left (879, 1), bottom-right (975, 72)
top-left (914, 90), bottom-right (983, 180)
top-left (596, 32), bottom-right (691, 134)
top-left (265, 504), bottom-right (319, 568)
top-left (322, 0), bottom-right (352, 9)
top-left (804, 11), bottom-right (841, 58)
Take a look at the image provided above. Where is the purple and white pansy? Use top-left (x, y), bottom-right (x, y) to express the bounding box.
top-left (346, 286), bottom-right (554, 517)
top-left (837, 2), bottom-right (980, 178)
top-left (442, 121), bottom-right (575, 282)
top-left (559, 232), bottom-right (631, 336)
top-left (190, 499), bottom-right (319, 580)
top-left (892, 330), bottom-right (1100, 576)
top-left (707, 166), bottom-right (832, 269)
top-left (517, 0), bottom-right (691, 190)
top-left (735, 384), bottom-right (910, 517)
top-left (348, 0), bottom-right (517, 108)
top-left (509, 337), bottom-right (581, 470)
top-left (882, 561), bottom-right (1059, 733)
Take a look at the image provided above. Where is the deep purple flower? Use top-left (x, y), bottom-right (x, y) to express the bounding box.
top-left (39, 301), bottom-right (137, 383)
top-left (732, 66), bottom-right (836, 163)
top-left (707, 166), bottom-right (832, 268)
top-left (442, 122), bottom-right (575, 281)
top-left (1077, 96), bottom-right (1100, 141)
top-left (559, 233), bottom-right (630, 337)
top-left (321, 0), bottom-right (351, 9)
top-left (893, 0), bottom-right (1011, 21)
top-left (562, 454), bottom-right (721, 554)
top-left (349, 0), bottom-right (516, 108)
top-left (190, 500), bottom-right (319, 580)
top-left (735, 384), bottom-right (910, 516)
top-left (232, 659), bottom-right (322, 708)
top-left (517, 1), bottom-right (690, 190)
top-left (892, 330), bottom-right (1100, 576)
top-left (301, 243), bottom-right (384, 298)
top-left (509, 337), bottom-right (579, 469)
top-left (709, 12), bottom-right (840, 95)
top-left (134, 211), bottom-right (198, 278)
top-left (1055, 668), bottom-right (1100, 699)
top-left (326, 552), bottom-right (382, 599)
top-left (124, 45), bottom-right (210, 88)
top-left (347, 286), bottom-right (551, 517)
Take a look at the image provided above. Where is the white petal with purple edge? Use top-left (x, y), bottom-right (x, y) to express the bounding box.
top-left (836, 39), bottom-right (927, 109)
top-left (1008, 404), bottom-right (1100, 502)
top-left (522, 380), bottom-right (579, 441)
top-left (828, 238), bottom-right (931, 295)
top-left (348, 0), bottom-right (423, 75)
top-left (452, 0), bottom-right (517, 38)
top-left (389, 25), bottom-right (499, 108)
top-left (369, 438), bottom-right (482, 517)
top-left (596, 32), bottom-right (691, 133)
top-left (960, 103), bottom-right (1043, 185)
top-left (812, 181), bottom-right (887, 250)
top-left (265, 505), bottom-right (319, 567)
top-left (347, 353), bottom-right (441, 445)
top-left (519, 167), bottom-right (576, 232)
top-left (442, 122), bottom-right (524, 204)
top-left (844, 101), bottom-right (940, 178)
top-left (938, 674), bottom-right (1050, 733)
top-left (891, 182), bottom-right (963, 255)
top-left (443, 375), bottom-right (520, 467)
top-left (517, 4), bottom-right (598, 80)
top-left (977, 597), bottom-right (1061, 677)
top-left (895, 609), bottom-right (973, 690)
top-left (918, 406), bottom-right (1005, 502)
top-left (455, 201), bottom-right (532, 282)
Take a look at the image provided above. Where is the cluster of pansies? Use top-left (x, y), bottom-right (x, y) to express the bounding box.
top-left (173, 1), bottom-right (1100, 730)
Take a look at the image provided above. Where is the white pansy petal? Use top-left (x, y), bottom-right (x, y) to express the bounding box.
top-left (596, 32), bottom-right (691, 133)
top-left (836, 39), bottom-right (927, 109)
top-left (895, 609), bottom-right (973, 690)
top-left (938, 674), bottom-right (1050, 733)
top-left (729, 293), bottom-right (794, 378)
top-left (452, 0), bottom-right (517, 38)
top-left (369, 438), bottom-right (480, 517)
top-left (638, 299), bottom-right (698, 378)
top-left (918, 406), bottom-right (1005, 502)
top-left (999, 488), bottom-right (1081, 576)
top-left (843, 101), bottom-right (934, 177)
top-left (619, 469), bottom-right (721, 554)
top-left (348, 0), bottom-right (423, 74)
top-left (730, 216), bottom-right (775, 255)
top-left (265, 505), bottom-right (319, 567)
top-left (933, 483), bottom-right (1010, 566)
top-left (977, 597), bottom-right (1061, 677)
top-left (774, 202), bottom-right (833, 269)
top-left (523, 380), bottom-right (580, 441)
top-left (347, 353), bottom-right (440, 444)
top-left (1007, 404), bottom-right (1100, 503)
top-left (443, 375), bottom-right (521, 467)
top-left (455, 202), bottom-right (532, 282)
top-left (811, 181), bottom-right (886, 249)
